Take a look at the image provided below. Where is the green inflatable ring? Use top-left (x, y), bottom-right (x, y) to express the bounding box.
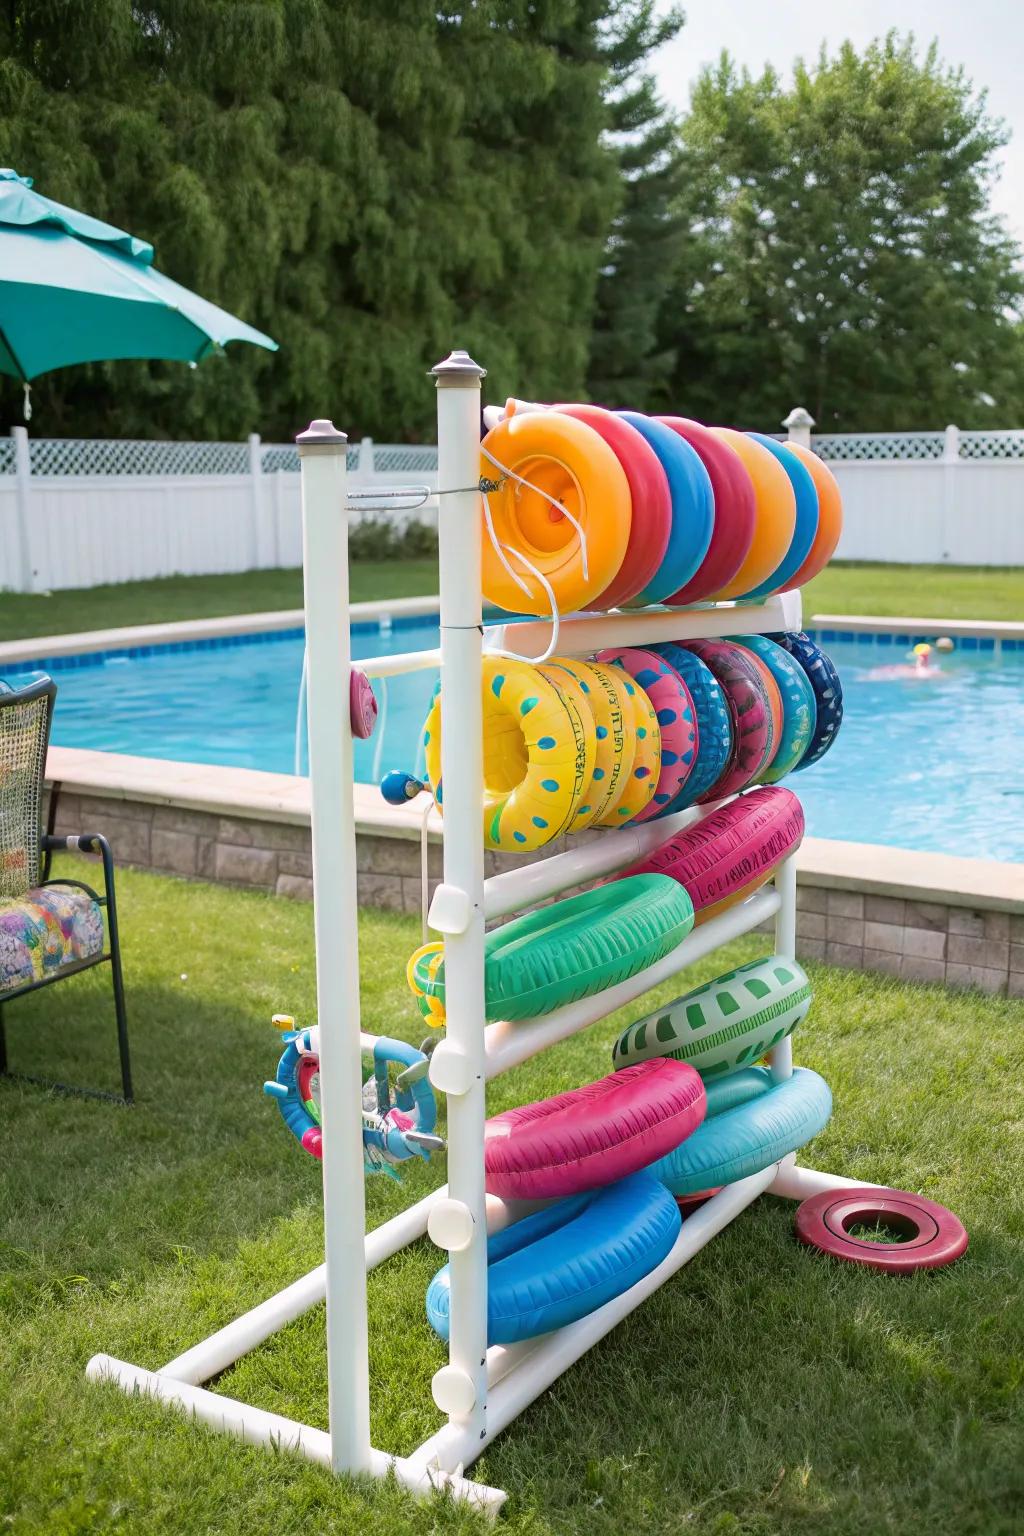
top-left (612, 955), bottom-right (811, 1080)
top-left (418, 874), bottom-right (693, 1023)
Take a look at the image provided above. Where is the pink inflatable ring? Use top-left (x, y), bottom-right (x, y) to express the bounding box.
top-left (484, 1058), bottom-right (706, 1200)
top-left (683, 639), bottom-right (779, 799)
top-left (615, 786), bottom-right (805, 923)
top-left (597, 647), bottom-right (698, 819)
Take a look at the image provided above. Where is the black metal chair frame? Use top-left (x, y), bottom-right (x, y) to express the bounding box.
top-left (0, 675), bottom-right (132, 1104)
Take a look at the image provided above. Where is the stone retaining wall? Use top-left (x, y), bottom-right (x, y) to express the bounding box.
top-left (47, 788), bottom-right (1024, 998)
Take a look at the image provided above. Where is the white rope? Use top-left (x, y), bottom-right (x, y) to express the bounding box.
top-left (419, 791), bottom-right (433, 944)
top-left (480, 444), bottom-right (589, 582)
top-left (294, 646), bottom-right (308, 776)
top-left (370, 675), bottom-right (389, 785)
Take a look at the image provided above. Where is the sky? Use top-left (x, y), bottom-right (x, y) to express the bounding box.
top-left (652, 0), bottom-right (1024, 246)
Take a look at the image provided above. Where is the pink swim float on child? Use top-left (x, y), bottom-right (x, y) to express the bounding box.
top-left (484, 1058), bottom-right (706, 1200)
top-left (596, 647), bottom-right (698, 819)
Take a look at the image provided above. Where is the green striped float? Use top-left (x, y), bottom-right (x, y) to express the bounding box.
top-left (611, 955), bottom-right (811, 1081)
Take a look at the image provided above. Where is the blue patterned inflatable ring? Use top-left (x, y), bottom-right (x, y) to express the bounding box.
top-left (426, 1171), bottom-right (681, 1345)
top-left (648, 642), bottom-right (733, 812)
top-left (767, 632), bottom-right (843, 770)
top-left (616, 413), bottom-right (714, 606)
top-left (740, 434), bottom-right (819, 598)
top-left (730, 634), bottom-right (816, 785)
top-left (647, 1066), bottom-right (832, 1196)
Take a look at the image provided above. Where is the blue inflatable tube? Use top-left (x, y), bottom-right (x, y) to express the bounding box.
top-left (741, 433), bottom-right (819, 599)
top-left (767, 631), bottom-right (844, 770)
top-left (616, 413), bottom-right (714, 606)
top-left (426, 1171), bottom-right (681, 1344)
top-left (648, 642), bottom-right (733, 812)
top-left (647, 1067), bottom-right (832, 1196)
top-left (730, 634), bottom-right (816, 784)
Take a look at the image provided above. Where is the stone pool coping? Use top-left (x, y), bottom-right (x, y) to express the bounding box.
top-left (43, 745), bottom-right (1023, 998)
top-left (4, 598), bottom-right (1024, 671)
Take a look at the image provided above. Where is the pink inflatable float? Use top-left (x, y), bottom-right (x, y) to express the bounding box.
top-left (596, 647), bottom-right (698, 818)
top-left (614, 785), bottom-right (805, 923)
top-left (484, 1058), bottom-right (705, 1200)
top-left (683, 639), bottom-right (780, 799)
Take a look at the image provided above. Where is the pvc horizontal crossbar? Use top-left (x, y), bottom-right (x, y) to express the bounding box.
top-left (483, 797), bottom-right (731, 919)
top-left (408, 1156), bottom-right (788, 1477)
top-left (84, 1356), bottom-right (507, 1515)
top-left (482, 887), bottom-right (782, 1080)
top-left (488, 591), bottom-right (802, 662)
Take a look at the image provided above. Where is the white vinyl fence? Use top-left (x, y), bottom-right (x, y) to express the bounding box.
top-left (1, 419), bottom-right (1022, 594)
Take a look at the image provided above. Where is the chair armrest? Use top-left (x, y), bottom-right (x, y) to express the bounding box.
top-left (41, 832), bottom-right (117, 908)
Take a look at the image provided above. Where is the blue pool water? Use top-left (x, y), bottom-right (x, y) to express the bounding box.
top-left (9, 622), bottom-right (1022, 863)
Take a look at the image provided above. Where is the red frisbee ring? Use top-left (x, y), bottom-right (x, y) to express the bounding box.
top-left (794, 1187), bottom-right (968, 1273)
top-left (555, 403), bottom-right (672, 608)
top-left (676, 1187), bottom-right (723, 1215)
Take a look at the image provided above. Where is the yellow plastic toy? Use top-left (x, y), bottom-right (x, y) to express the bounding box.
top-left (422, 656), bottom-right (596, 853)
top-left (407, 942), bottom-right (446, 1027)
top-left (479, 411), bottom-right (632, 616)
top-left (594, 671), bottom-right (661, 826)
top-left (546, 657), bottom-right (634, 831)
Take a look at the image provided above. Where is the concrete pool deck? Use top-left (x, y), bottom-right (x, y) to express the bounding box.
top-left (6, 600), bottom-right (1020, 997)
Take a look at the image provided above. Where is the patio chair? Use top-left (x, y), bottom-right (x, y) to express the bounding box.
top-left (0, 675), bottom-right (131, 1103)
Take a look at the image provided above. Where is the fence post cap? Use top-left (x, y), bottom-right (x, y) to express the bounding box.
top-left (782, 406), bottom-right (815, 429)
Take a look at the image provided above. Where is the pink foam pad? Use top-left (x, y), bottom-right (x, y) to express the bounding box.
top-left (596, 647), bottom-right (697, 819)
top-left (484, 1058), bottom-right (706, 1200)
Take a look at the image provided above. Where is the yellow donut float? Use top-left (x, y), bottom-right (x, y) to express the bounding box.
top-left (422, 656), bottom-right (595, 852)
top-left (547, 657), bottom-right (635, 831)
top-left (480, 412), bottom-right (632, 616)
top-left (593, 668), bottom-right (661, 826)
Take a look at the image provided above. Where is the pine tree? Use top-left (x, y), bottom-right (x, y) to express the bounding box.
top-left (0, 1), bottom-right (661, 440)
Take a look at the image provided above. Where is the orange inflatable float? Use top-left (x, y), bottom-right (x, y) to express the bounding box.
top-left (705, 429), bottom-right (795, 601)
top-left (780, 442), bottom-right (844, 588)
top-left (480, 412), bottom-right (631, 615)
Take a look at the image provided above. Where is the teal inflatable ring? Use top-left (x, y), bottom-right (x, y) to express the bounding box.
top-left (647, 1066), bottom-right (832, 1195)
top-left (420, 873), bottom-right (694, 1023)
top-left (612, 954), bottom-right (812, 1081)
top-left (730, 635), bottom-right (816, 785)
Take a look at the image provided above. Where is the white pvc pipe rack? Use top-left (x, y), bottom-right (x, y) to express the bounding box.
top-left (88, 353), bottom-right (840, 1513)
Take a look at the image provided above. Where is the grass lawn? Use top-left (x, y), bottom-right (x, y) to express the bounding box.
top-left (2, 864), bottom-right (1022, 1534)
top-left (3, 561), bottom-right (1022, 645)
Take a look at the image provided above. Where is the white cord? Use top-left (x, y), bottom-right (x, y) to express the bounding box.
top-left (419, 792), bottom-right (433, 944)
top-left (371, 675), bottom-right (389, 784)
top-left (480, 444), bottom-right (589, 582)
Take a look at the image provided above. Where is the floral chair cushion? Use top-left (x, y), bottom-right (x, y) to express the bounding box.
top-left (0, 884), bottom-right (104, 993)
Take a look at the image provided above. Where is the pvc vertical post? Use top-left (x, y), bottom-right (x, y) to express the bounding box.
top-left (769, 853), bottom-right (798, 1083)
top-left (296, 419), bottom-right (372, 1475)
top-left (248, 432), bottom-right (264, 569)
top-left (430, 351), bottom-right (489, 1443)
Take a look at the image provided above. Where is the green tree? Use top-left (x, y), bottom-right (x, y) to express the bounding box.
top-left (659, 34), bottom-right (1024, 430)
top-left (0, 1), bottom-right (660, 440)
top-left (586, 1), bottom-right (687, 408)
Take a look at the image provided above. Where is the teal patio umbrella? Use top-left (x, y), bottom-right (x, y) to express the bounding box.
top-left (0, 168), bottom-right (276, 414)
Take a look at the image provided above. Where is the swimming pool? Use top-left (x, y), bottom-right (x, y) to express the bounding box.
top-left (8, 620), bottom-right (1022, 864)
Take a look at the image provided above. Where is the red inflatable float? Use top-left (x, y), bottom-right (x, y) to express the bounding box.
top-left (794, 1187), bottom-right (968, 1273)
top-left (657, 418), bottom-right (756, 605)
top-left (614, 785), bottom-right (805, 923)
top-left (484, 1058), bottom-right (706, 1200)
top-left (555, 404), bottom-right (673, 609)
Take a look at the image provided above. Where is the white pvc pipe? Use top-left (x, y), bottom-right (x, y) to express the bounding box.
top-left (359, 647), bottom-right (441, 681)
top-left (769, 856), bottom-right (798, 1083)
top-left (432, 353), bottom-right (490, 1442)
top-left (410, 1158), bottom-right (785, 1476)
top-left (483, 797), bottom-right (731, 920)
top-left (84, 1357), bottom-right (506, 1515)
top-left (487, 591), bottom-right (802, 660)
top-left (481, 887), bottom-right (782, 1080)
top-left (768, 1162), bottom-right (888, 1202)
top-left (297, 422), bottom-right (371, 1476)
